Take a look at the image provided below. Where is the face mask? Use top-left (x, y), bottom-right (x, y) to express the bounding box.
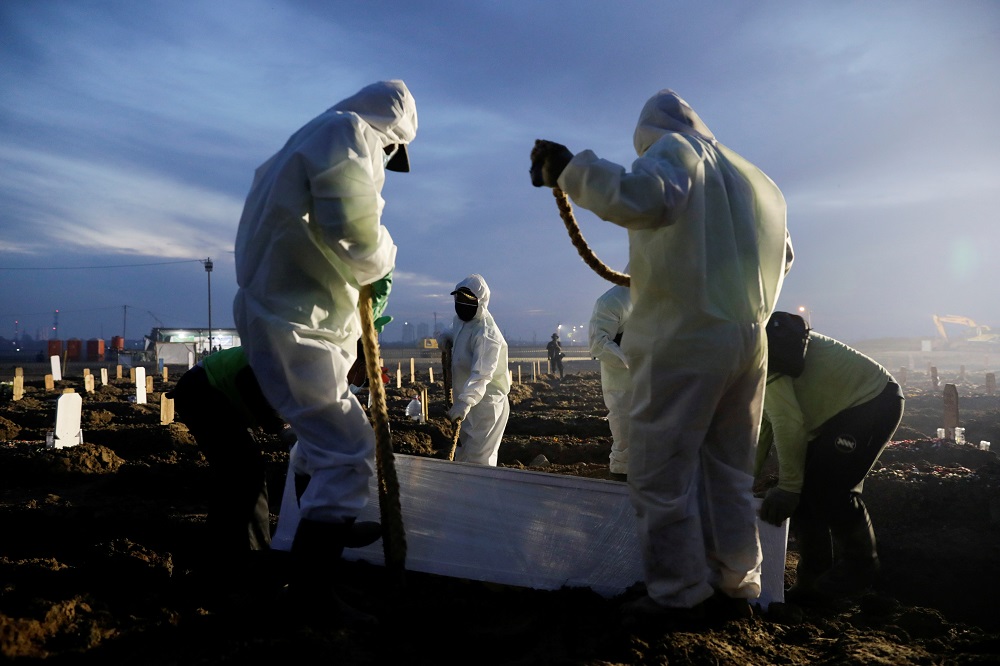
top-left (456, 301), bottom-right (478, 322)
top-left (383, 144), bottom-right (399, 168)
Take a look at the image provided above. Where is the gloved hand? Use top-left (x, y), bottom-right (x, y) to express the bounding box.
top-left (447, 401), bottom-right (471, 423)
top-left (530, 139), bottom-right (573, 188)
top-left (760, 488), bottom-right (800, 526)
top-left (374, 315), bottom-right (393, 333)
top-left (370, 270), bottom-right (393, 321)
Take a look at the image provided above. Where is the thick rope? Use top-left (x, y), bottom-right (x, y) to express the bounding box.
top-left (358, 284), bottom-right (406, 579)
top-left (551, 188), bottom-right (630, 287)
top-left (448, 420), bottom-right (462, 461)
top-left (441, 340), bottom-right (462, 460)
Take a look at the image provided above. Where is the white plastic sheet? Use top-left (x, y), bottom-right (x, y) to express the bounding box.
top-left (274, 454), bottom-right (788, 608)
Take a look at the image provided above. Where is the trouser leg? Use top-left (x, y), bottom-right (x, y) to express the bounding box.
top-left (790, 512), bottom-right (833, 587)
top-left (797, 383), bottom-right (901, 598)
top-left (172, 368), bottom-right (270, 558)
top-left (814, 493), bottom-right (880, 595)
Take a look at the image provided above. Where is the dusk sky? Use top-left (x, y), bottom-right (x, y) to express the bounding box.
top-left (2, 1), bottom-right (998, 347)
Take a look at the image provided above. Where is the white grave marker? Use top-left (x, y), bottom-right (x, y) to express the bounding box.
top-left (135, 367), bottom-right (147, 404)
top-left (50, 355), bottom-right (62, 382)
top-left (101, 368), bottom-right (109, 386)
top-left (52, 392), bottom-right (84, 448)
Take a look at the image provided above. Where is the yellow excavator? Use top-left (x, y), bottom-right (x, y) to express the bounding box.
top-left (932, 314), bottom-right (1000, 349)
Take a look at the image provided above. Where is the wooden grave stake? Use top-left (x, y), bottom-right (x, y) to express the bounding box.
top-left (101, 368), bottom-right (108, 385)
top-left (160, 393), bottom-right (174, 425)
top-left (84, 374), bottom-right (95, 393)
top-left (986, 373), bottom-right (997, 396)
top-left (13, 375), bottom-right (23, 401)
top-left (942, 383), bottom-right (959, 439)
top-left (44, 375), bottom-right (54, 391)
top-left (930, 366), bottom-right (939, 390)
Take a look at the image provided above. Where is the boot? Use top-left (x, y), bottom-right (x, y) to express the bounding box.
top-left (814, 497), bottom-right (880, 598)
top-left (785, 517), bottom-right (833, 606)
top-left (344, 520), bottom-right (383, 549)
top-left (282, 518), bottom-right (377, 627)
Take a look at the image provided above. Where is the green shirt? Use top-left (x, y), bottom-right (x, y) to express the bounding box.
top-left (755, 332), bottom-right (893, 492)
top-left (201, 347), bottom-right (277, 430)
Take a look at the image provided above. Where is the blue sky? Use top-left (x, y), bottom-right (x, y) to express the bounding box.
top-left (1, 0), bottom-right (998, 346)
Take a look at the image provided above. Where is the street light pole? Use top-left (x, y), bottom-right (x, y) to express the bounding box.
top-left (204, 258), bottom-right (213, 355)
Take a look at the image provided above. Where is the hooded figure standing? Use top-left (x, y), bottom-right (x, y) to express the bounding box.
top-left (232, 80), bottom-right (416, 621)
top-left (442, 274), bottom-right (511, 466)
top-left (531, 89), bottom-right (792, 623)
top-left (588, 284), bottom-right (633, 481)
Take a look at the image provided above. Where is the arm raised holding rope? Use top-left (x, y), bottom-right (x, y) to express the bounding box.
top-left (530, 139), bottom-right (629, 287)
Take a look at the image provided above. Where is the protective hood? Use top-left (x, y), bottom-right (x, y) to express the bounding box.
top-left (453, 274), bottom-right (491, 319)
top-left (632, 89), bottom-right (715, 156)
top-left (332, 79), bottom-right (418, 152)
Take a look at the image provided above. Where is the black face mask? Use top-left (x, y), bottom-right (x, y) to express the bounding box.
top-left (456, 301), bottom-right (478, 321)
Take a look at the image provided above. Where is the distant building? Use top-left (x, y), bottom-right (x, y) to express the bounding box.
top-left (145, 327), bottom-right (241, 365)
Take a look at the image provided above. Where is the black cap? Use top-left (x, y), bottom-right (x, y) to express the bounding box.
top-left (451, 287), bottom-right (477, 303)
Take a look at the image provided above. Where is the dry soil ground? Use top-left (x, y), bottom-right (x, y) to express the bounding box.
top-left (1, 363), bottom-right (999, 665)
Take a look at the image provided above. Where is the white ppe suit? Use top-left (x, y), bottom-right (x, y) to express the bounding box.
top-left (445, 274), bottom-right (511, 466)
top-left (233, 80), bottom-right (417, 526)
top-left (588, 284), bottom-right (633, 476)
top-left (558, 90), bottom-right (791, 609)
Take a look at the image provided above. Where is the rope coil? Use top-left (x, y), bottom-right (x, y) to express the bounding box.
top-left (359, 284), bottom-right (406, 579)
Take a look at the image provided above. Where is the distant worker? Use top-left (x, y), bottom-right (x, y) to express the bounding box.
top-left (441, 274), bottom-right (511, 466)
top-left (168, 346), bottom-right (291, 587)
top-left (232, 80), bottom-right (416, 623)
top-left (756, 312), bottom-right (904, 603)
top-left (546, 333), bottom-right (565, 379)
top-left (588, 284), bottom-right (633, 481)
top-left (531, 88), bottom-right (792, 624)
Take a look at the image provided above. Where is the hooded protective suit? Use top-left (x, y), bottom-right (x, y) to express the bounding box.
top-left (445, 274), bottom-right (511, 466)
top-left (233, 80), bottom-right (417, 526)
top-left (588, 284), bottom-right (633, 476)
top-left (558, 90), bottom-right (791, 609)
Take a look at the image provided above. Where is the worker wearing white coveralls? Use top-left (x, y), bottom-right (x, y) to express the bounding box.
top-left (531, 89), bottom-right (792, 618)
top-left (443, 274), bottom-right (511, 466)
top-left (588, 284), bottom-right (633, 478)
top-left (232, 81), bottom-right (416, 613)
